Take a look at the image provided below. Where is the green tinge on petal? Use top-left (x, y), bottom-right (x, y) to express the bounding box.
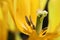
top-left (8, 11), bottom-right (15, 32)
top-left (15, 32), bottom-right (22, 40)
top-left (47, 0), bottom-right (60, 33)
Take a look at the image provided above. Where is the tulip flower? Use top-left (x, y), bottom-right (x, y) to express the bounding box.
top-left (15, 0), bottom-right (60, 40)
top-left (0, 0), bottom-right (60, 40)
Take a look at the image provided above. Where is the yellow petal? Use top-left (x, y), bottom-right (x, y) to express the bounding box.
top-left (40, 0), bottom-right (47, 10)
top-left (0, 1), bottom-right (8, 40)
top-left (48, 0), bottom-right (60, 33)
top-left (15, 0), bottom-right (32, 35)
top-left (53, 36), bottom-right (60, 40)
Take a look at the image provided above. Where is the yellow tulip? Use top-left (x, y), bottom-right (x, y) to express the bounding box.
top-left (15, 0), bottom-right (60, 40)
top-left (0, 0), bottom-right (60, 40)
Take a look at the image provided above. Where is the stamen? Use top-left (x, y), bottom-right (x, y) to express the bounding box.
top-left (43, 27), bottom-right (47, 30)
top-left (43, 32), bottom-right (46, 35)
top-left (30, 16), bottom-right (35, 29)
top-left (25, 16), bottom-right (35, 29)
top-left (25, 16), bottom-right (31, 26)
